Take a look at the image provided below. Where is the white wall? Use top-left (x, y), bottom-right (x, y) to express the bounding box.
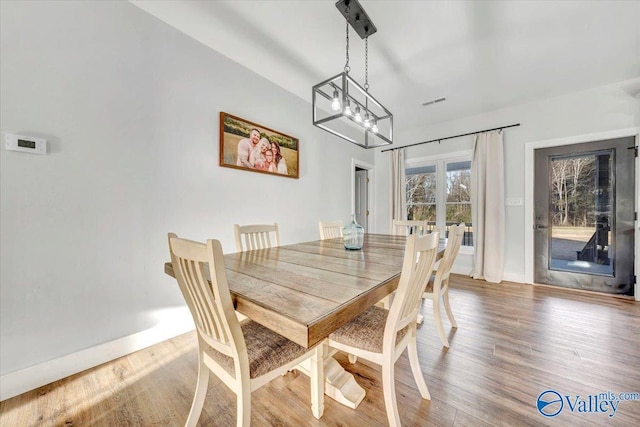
top-left (375, 78), bottom-right (640, 282)
top-left (0, 1), bottom-right (372, 398)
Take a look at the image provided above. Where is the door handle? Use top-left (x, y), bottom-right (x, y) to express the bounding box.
top-left (534, 224), bottom-right (548, 230)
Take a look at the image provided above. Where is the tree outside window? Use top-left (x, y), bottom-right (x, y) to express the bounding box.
top-left (406, 165), bottom-right (436, 228)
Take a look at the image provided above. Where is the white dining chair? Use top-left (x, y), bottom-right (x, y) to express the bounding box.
top-left (422, 223), bottom-right (465, 348)
top-left (167, 233), bottom-right (320, 426)
top-left (234, 223), bottom-right (279, 252)
top-left (318, 220), bottom-right (343, 240)
top-left (329, 232), bottom-right (440, 427)
top-left (378, 219), bottom-right (434, 314)
top-left (391, 219), bottom-right (430, 236)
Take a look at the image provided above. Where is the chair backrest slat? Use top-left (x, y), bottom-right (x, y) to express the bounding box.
top-left (234, 223), bottom-right (280, 252)
top-left (392, 219), bottom-right (430, 237)
top-left (182, 258), bottom-right (212, 338)
top-left (386, 232), bottom-right (440, 344)
top-left (319, 220), bottom-right (344, 240)
top-left (187, 257), bottom-right (225, 341)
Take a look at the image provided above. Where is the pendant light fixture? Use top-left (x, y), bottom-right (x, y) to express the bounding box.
top-left (312, 0), bottom-right (393, 149)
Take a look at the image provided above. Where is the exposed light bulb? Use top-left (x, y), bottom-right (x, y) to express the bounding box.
top-left (371, 120), bottom-right (379, 133)
top-left (344, 100), bottom-right (352, 116)
top-left (364, 113), bottom-right (371, 128)
top-left (354, 106), bottom-right (362, 122)
top-left (331, 89), bottom-right (341, 111)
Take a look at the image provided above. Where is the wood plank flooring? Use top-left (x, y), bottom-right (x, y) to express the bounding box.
top-left (2, 275), bottom-right (639, 426)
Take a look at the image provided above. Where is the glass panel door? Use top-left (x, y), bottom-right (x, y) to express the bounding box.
top-left (534, 137), bottom-right (635, 295)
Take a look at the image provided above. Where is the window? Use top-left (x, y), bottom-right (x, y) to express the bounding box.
top-left (406, 165), bottom-right (437, 225)
top-left (406, 155), bottom-right (473, 248)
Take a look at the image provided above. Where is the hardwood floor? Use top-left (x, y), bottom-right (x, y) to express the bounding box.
top-left (2, 275), bottom-right (639, 426)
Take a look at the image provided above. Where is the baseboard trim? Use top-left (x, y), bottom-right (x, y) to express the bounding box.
top-left (0, 308), bottom-right (194, 401)
top-left (451, 265), bottom-right (472, 276)
top-left (502, 271), bottom-right (526, 284)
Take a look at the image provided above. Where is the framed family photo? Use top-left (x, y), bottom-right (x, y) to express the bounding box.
top-left (219, 112), bottom-right (299, 179)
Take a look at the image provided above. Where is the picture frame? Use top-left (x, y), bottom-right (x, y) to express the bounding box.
top-left (219, 112), bottom-right (299, 179)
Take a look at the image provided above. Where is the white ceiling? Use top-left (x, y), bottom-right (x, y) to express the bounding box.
top-left (131, 0), bottom-right (640, 132)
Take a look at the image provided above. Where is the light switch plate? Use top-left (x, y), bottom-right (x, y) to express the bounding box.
top-left (505, 197), bottom-right (524, 206)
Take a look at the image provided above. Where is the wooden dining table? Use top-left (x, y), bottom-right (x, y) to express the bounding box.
top-left (164, 233), bottom-right (446, 418)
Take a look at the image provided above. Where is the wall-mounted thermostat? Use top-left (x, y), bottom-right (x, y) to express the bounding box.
top-left (5, 133), bottom-right (47, 154)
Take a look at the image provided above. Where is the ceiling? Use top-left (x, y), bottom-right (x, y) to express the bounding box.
top-left (131, 1), bottom-right (640, 133)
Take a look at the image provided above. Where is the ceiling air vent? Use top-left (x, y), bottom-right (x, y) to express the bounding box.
top-left (421, 97), bottom-right (446, 107)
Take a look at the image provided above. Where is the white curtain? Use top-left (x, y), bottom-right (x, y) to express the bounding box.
top-left (471, 130), bottom-right (505, 283)
top-left (390, 149), bottom-right (407, 229)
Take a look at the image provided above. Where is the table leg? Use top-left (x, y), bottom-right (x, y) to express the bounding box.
top-left (310, 341), bottom-right (326, 419)
top-left (298, 346), bottom-right (365, 411)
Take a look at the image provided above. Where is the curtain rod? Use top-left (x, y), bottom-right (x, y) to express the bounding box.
top-left (380, 123), bottom-right (521, 153)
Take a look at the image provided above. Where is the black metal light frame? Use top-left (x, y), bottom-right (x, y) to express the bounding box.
top-left (312, 0), bottom-right (393, 149)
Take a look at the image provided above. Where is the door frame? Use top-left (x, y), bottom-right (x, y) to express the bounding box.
top-left (351, 158), bottom-right (374, 232)
top-left (524, 127), bottom-right (640, 300)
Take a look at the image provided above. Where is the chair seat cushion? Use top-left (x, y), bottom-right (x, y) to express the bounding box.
top-left (329, 306), bottom-right (408, 354)
top-left (207, 320), bottom-right (307, 379)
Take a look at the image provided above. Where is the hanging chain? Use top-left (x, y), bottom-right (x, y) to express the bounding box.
top-left (364, 37), bottom-right (369, 91)
top-left (344, 7), bottom-right (351, 74)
